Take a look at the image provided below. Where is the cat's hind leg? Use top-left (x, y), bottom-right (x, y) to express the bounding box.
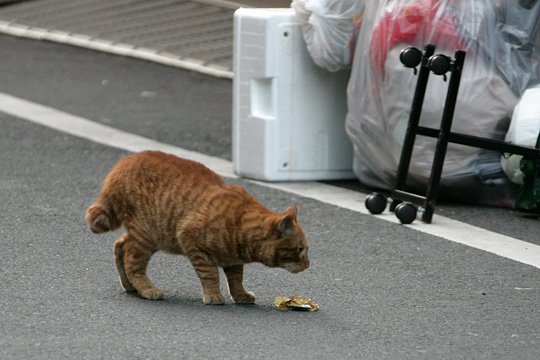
top-left (113, 233), bottom-right (135, 292)
top-left (223, 265), bottom-right (255, 304)
top-left (122, 233), bottom-right (164, 300)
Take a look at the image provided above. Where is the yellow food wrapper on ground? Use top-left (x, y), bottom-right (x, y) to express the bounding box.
top-left (275, 295), bottom-right (319, 311)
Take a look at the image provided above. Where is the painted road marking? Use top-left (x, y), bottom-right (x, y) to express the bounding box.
top-left (1, 91), bottom-right (539, 269)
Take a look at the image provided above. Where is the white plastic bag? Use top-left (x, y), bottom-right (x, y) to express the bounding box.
top-left (501, 86), bottom-right (540, 184)
top-left (292, 0), bottom-right (363, 71)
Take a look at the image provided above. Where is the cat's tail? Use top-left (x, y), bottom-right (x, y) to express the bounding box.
top-left (85, 198), bottom-right (121, 234)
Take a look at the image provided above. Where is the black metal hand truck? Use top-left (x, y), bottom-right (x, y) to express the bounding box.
top-left (364, 44), bottom-right (540, 224)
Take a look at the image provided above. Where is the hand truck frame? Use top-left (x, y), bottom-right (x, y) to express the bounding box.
top-left (365, 44), bottom-right (540, 224)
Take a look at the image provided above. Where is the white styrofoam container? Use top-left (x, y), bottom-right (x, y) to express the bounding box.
top-left (232, 8), bottom-right (354, 181)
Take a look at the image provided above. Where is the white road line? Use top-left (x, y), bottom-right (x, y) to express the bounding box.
top-left (0, 92), bottom-right (235, 176)
top-left (1, 91), bottom-right (539, 269)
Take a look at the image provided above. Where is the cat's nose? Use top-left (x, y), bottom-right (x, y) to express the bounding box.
top-left (302, 256), bottom-right (310, 270)
top-left (299, 248), bottom-right (309, 270)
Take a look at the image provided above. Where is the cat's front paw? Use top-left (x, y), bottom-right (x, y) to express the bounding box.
top-left (203, 292), bottom-right (225, 305)
top-left (140, 287), bottom-right (165, 300)
top-left (232, 291), bottom-right (256, 304)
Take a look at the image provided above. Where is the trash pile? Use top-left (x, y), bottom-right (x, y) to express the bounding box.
top-left (292, 0), bottom-right (540, 209)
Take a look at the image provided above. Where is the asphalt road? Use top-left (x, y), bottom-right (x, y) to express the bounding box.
top-left (0, 34), bottom-right (539, 359)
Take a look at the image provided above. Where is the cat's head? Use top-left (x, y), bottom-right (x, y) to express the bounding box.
top-left (259, 205), bottom-right (310, 274)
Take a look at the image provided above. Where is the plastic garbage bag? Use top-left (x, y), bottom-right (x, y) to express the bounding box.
top-left (501, 86), bottom-right (540, 185)
top-left (291, 0), bottom-right (364, 71)
top-left (345, 0), bottom-right (540, 206)
top-left (515, 135), bottom-right (540, 213)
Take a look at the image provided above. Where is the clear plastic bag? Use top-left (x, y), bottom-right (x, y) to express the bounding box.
top-left (345, 0), bottom-right (540, 206)
top-left (292, 0), bottom-right (364, 71)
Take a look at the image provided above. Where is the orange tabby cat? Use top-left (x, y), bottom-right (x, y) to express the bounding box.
top-left (85, 151), bottom-right (310, 304)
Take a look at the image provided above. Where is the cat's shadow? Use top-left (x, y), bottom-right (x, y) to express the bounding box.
top-left (123, 291), bottom-right (274, 313)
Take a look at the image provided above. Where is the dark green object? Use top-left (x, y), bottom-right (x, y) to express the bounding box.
top-left (515, 134), bottom-right (540, 213)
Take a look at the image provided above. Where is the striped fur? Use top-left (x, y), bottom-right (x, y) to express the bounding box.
top-left (85, 151), bottom-right (310, 304)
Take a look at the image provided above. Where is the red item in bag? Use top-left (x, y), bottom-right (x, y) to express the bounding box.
top-left (370, 0), bottom-right (464, 76)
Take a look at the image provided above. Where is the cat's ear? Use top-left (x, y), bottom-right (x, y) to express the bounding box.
top-left (276, 205), bottom-right (298, 238)
top-left (283, 204), bottom-right (298, 219)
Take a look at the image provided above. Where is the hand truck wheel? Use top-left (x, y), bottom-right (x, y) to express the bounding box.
top-left (395, 202), bottom-right (417, 224)
top-left (365, 193), bottom-right (387, 215)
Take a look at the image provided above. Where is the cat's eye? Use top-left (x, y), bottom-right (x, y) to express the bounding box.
top-left (298, 247), bottom-right (304, 253)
